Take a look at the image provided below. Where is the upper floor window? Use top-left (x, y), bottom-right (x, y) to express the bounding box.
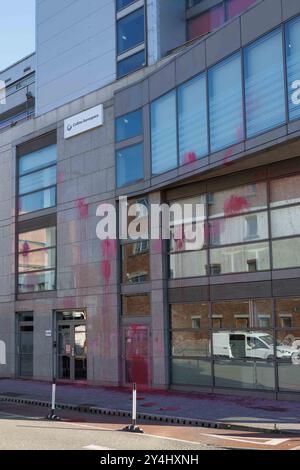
top-left (116, 0), bottom-right (139, 12)
top-left (286, 15), bottom-right (300, 122)
top-left (116, 143), bottom-right (144, 187)
top-left (116, 109), bottom-right (143, 142)
top-left (117, 7), bottom-right (145, 55)
top-left (244, 28), bottom-right (285, 138)
top-left (18, 144), bottom-right (57, 215)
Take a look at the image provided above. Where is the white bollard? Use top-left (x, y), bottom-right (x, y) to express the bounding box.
top-left (122, 382), bottom-right (144, 433)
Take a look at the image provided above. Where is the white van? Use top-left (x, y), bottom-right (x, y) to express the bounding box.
top-left (212, 331), bottom-right (300, 364)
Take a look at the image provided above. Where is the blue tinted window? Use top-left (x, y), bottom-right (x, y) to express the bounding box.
top-left (244, 29), bottom-right (285, 138)
top-left (19, 166), bottom-right (56, 195)
top-left (117, 8), bottom-right (144, 55)
top-left (151, 90), bottom-right (177, 175)
top-left (19, 188), bottom-right (56, 215)
top-left (116, 0), bottom-right (137, 11)
top-left (178, 74), bottom-right (208, 164)
top-left (209, 53), bottom-right (243, 152)
top-left (117, 143), bottom-right (144, 187)
top-left (117, 50), bottom-right (145, 78)
top-left (116, 109), bottom-right (143, 142)
top-left (286, 16), bottom-right (300, 121)
top-left (19, 145), bottom-right (57, 176)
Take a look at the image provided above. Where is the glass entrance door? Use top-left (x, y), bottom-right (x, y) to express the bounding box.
top-left (124, 325), bottom-right (150, 386)
top-left (57, 312), bottom-right (87, 380)
top-left (17, 313), bottom-right (34, 378)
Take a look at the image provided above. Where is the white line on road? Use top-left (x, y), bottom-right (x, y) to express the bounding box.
top-left (202, 433), bottom-right (289, 447)
top-left (83, 445), bottom-right (114, 451)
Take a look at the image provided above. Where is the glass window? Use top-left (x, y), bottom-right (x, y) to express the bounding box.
top-left (117, 50), bottom-right (145, 78)
top-left (116, 109), bottom-right (142, 142)
top-left (18, 226), bottom-right (56, 293)
top-left (122, 294), bottom-right (150, 316)
top-left (272, 237), bottom-right (300, 269)
top-left (172, 358), bottom-right (212, 387)
top-left (171, 303), bottom-right (209, 329)
top-left (227, 0), bottom-right (257, 19)
top-left (127, 197), bottom-right (149, 239)
top-left (210, 241), bottom-right (270, 274)
top-left (244, 29), bottom-right (285, 138)
top-left (271, 205), bottom-right (300, 238)
top-left (208, 53), bottom-right (244, 153)
top-left (151, 91), bottom-right (177, 175)
top-left (275, 298), bottom-right (300, 328)
top-left (178, 74), bottom-right (208, 164)
top-left (214, 359), bottom-right (275, 390)
top-left (172, 331), bottom-right (211, 358)
top-left (117, 7), bottom-right (144, 55)
top-left (286, 16), bottom-right (300, 121)
top-left (276, 329), bottom-right (300, 391)
top-left (209, 182), bottom-right (267, 218)
top-left (116, 143), bottom-right (143, 187)
top-left (187, 4), bottom-right (225, 41)
top-left (116, 0), bottom-right (137, 11)
top-left (169, 250), bottom-right (208, 278)
top-left (18, 144), bottom-right (57, 214)
top-left (209, 211), bottom-right (268, 246)
top-left (122, 241), bottom-right (150, 283)
top-left (270, 174), bottom-right (300, 207)
top-left (212, 300), bottom-right (272, 330)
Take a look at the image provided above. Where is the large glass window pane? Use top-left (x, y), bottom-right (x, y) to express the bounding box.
top-left (244, 29), bottom-right (285, 138)
top-left (116, 0), bottom-right (137, 11)
top-left (214, 359), bottom-right (275, 390)
top-left (275, 298), bottom-right (300, 328)
top-left (117, 7), bottom-right (144, 54)
top-left (271, 205), bottom-right (300, 238)
top-left (210, 211), bottom-right (268, 246)
top-left (212, 300), bottom-right (272, 330)
top-left (116, 109), bottom-right (142, 142)
top-left (19, 227), bottom-right (56, 252)
top-left (19, 145), bottom-right (57, 176)
top-left (172, 331), bottom-right (211, 358)
top-left (272, 237), bottom-right (300, 269)
top-left (172, 358), bottom-right (212, 387)
top-left (19, 166), bottom-right (56, 195)
top-left (213, 330), bottom-right (275, 360)
top-left (276, 329), bottom-right (300, 362)
top-left (210, 242), bottom-right (270, 274)
top-left (227, 0), bottom-right (257, 19)
top-left (209, 182), bottom-right (267, 219)
top-left (18, 248), bottom-right (56, 273)
top-left (116, 143), bottom-right (143, 187)
top-left (270, 174), bottom-right (300, 207)
top-left (19, 187), bottom-right (56, 214)
top-left (117, 49), bottom-right (145, 78)
top-left (178, 75), bottom-right (208, 164)
top-left (122, 241), bottom-right (150, 283)
top-left (286, 16), bottom-right (300, 121)
top-left (18, 270), bottom-right (55, 293)
top-left (151, 91), bottom-right (177, 175)
top-left (169, 250), bottom-right (207, 278)
top-left (122, 294), bottom-right (150, 316)
top-left (171, 303), bottom-right (209, 329)
top-left (187, 4), bottom-right (225, 41)
top-left (209, 53), bottom-right (243, 153)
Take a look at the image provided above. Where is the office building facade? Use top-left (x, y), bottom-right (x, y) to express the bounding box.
top-left (1, 0), bottom-right (300, 400)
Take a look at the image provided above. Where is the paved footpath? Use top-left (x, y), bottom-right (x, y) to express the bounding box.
top-left (1, 378), bottom-right (300, 434)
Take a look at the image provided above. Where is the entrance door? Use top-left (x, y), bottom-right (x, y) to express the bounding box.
top-left (57, 312), bottom-right (87, 380)
top-left (124, 325), bottom-right (150, 386)
top-left (17, 313), bottom-right (34, 378)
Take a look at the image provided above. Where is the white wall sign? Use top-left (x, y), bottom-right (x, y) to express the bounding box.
top-left (64, 104), bottom-right (104, 139)
top-left (45, 330), bottom-right (52, 338)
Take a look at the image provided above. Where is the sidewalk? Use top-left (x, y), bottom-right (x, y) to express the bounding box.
top-left (0, 378), bottom-right (300, 434)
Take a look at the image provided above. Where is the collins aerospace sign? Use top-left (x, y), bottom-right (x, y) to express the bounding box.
top-left (64, 104), bottom-right (104, 139)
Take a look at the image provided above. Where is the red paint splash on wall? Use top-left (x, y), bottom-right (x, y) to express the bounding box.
top-left (75, 198), bottom-right (89, 218)
top-left (182, 151), bottom-right (197, 165)
top-left (21, 241), bottom-right (30, 258)
top-left (224, 195), bottom-right (249, 217)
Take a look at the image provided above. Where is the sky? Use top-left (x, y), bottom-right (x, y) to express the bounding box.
top-left (0, 0), bottom-right (35, 71)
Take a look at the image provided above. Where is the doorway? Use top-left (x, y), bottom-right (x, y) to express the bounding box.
top-left (56, 311), bottom-right (87, 381)
top-left (123, 325), bottom-right (150, 386)
top-left (17, 313), bottom-right (34, 378)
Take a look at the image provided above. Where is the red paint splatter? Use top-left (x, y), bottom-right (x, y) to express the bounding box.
top-left (223, 147), bottom-right (234, 167)
top-left (141, 402), bottom-right (156, 408)
top-left (101, 260), bottom-right (111, 282)
top-left (224, 195), bottom-right (249, 217)
top-left (152, 238), bottom-right (162, 254)
top-left (63, 297), bottom-right (76, 309)
top-left (75, 198), bottom-right (89, 218)
top-left (182, 151), bottom-right (197, 165)
top-left (21, 241), bottom-right (30, 257)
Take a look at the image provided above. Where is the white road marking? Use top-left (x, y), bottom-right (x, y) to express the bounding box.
top-left (83, 445), bottom-right (114, 451)
top-left (202, 433), bottom-right (289, 447)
